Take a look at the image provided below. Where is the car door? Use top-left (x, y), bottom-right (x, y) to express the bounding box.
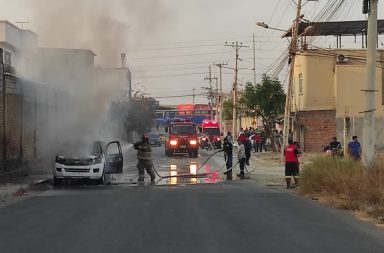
top-left (105, 141), bottom-right (123, 174)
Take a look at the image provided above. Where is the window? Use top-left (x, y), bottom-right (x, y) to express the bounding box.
top-left (298, 73), bottom-right (303, 94)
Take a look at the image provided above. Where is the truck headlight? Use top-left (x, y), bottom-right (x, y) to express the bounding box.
top-left (170, 140), bottom-right (178, 146)
top-left (189, 140), bottom-right (197, 145)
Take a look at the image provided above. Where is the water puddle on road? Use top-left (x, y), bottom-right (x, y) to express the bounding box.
top-left (111, 162), bottom-right (221, 187)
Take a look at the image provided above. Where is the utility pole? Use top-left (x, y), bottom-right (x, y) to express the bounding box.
top-left (214, 77), bottom-right (219, 121)
top-left (281, 0), bottom-right (303, 160)
top-left (214, 62), bottom-right (228, 132)
top-left (192, 88), bottom-right (196, 108)
top-left (0, 49), bottom-right (7, 168)
top-left (362, 0), bottom-right (378, 167)
top-left (204, 65), bottom-right (217, 120)
top-left (253, 33), bottom-right (256, 85)
top-left (225, 41), bottom-right (248, 137)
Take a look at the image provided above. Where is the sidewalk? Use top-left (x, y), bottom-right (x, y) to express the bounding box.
top-left (0, 167), bottom-right (51, 207)
top-left (0, 158), bottom-right (57, 207)
top-left (246, 151), bottom-right (323, 186)
top-left (247, 152), bottom-right (285, 186)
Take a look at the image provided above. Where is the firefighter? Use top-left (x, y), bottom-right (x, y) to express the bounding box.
top-left (244, 135), bottom-right (252, 166)
top-left (134, 134), bottom-right (156, 183)
top-left (223, 132), bottom-right (233, 180)
top-left (284, 139), bottom-right (301, 188)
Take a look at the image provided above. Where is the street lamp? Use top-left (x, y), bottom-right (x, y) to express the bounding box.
top-left (256, 3), bottom-right (303, 162)
top-left (256, 22), bottom-right (290, 33)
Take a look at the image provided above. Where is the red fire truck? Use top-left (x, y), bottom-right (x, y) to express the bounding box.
top-left (200, 120), bottom-right (221, 149)
top-left (165, 120), bottom-right (199, 158)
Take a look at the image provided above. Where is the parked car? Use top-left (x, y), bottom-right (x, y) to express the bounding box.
top-left (53, 140), bottom-right (123, 185)
top-left (148, 132), bottom-right (162, 146)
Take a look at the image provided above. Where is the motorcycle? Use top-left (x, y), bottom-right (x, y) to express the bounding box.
top-left (322, 144), bottom-right (344, 157)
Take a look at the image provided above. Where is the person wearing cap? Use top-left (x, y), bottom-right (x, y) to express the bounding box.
top-left (134, 134), bottom-right (156, 183)
top-left (244, 135), bottom-right (252, 166)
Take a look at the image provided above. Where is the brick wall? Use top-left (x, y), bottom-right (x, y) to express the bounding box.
top-left (296, 110), bottom-right (336, 152)
top-left (22, 100), bottom-right (36, 160)
top-left (6, 94), bottom-right (21, 159)
top-left (0, 78), bottom-right (65, 171)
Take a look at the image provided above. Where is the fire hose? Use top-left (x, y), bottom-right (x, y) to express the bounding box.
top-left (150, 149), bottom-right (254, 180)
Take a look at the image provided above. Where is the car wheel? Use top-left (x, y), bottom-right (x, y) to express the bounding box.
top-left (98, 173), bottom-right (105, 185)
top-left (53, 176), bottom-right (62, 185)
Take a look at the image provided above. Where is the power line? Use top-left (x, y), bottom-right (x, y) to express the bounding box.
top-left (151, 93), bottom-right (207, 99)
top-left (127, 50), bottom-right (234, 60)
top-left (132, 72), bottom-right (206, 78)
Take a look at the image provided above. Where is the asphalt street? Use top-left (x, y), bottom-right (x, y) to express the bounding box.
top-left (0, 146), bottom-right (383, 253)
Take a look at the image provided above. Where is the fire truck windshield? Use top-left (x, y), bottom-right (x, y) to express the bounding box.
top-left (203, 128), bottom-right (220, 136)
top-left (170, 124), bottom-right (196, 135)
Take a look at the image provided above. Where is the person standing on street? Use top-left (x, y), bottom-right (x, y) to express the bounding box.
top-left (253, 130), bottom-right (260, 152)
top-left (134, 134), bottom-right (156, 183)
top-left (259, 130), bottom-right (266, 152)
top-left (237, 139), bottom-right (246, 179)
top-left (274, 130), bottom-right (282, 153)
top-left (244, 136), bottom-right (252, 166)
top-left (223, 132), bottom-right (233, 180)
top-left (284, 139), bottom-right (301, 189)
top-left (348, 136), bottom-right (361, 161)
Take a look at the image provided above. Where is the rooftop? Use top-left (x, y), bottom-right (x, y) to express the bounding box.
top-left (282, 20), bottom-right (384, 37)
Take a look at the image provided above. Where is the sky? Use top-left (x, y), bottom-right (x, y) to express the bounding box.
top-left (1, 0), bottom-right (384, 106)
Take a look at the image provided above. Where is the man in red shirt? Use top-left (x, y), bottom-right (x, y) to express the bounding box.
top-left (284, 139), bottom-right (301, 188)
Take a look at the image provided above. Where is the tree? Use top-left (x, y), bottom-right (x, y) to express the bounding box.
top-left (240, 74), bottom-right (285, 138)
top-left (222, 99), bottom-right (234, 120)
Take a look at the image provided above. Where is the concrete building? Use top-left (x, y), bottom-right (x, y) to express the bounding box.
top-left (0, 20), bottom-right (137, 172)
top-left (291, 49), bottom-right (384, 152)
top-left (0, 20), bottom-right (39, 80)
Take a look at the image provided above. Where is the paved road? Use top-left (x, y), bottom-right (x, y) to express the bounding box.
top-left (0, 146), bottom-right (383, 253)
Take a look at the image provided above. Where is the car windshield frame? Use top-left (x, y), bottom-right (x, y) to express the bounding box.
top-left (148, 133), bottom-right (160, 138)
top-left (170, 124), bottom-right (196, 135)
top-left (203, 128), bottom-right (220, 136)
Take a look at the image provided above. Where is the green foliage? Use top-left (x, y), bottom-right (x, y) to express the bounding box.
top-left (240, 74), bottom-right (285, 135)
top-left (222, 99), bottom-right (234, 120)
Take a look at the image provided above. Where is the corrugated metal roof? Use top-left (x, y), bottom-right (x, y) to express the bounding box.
top-left (282, 20), bottom-right (384, 37)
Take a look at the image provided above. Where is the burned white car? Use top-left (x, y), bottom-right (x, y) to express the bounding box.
top-left (53, 140), bottom-right (123, 185)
